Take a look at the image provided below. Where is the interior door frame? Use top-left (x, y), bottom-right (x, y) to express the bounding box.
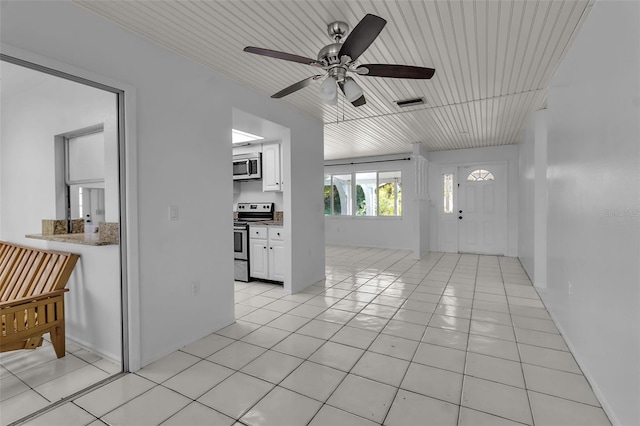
top-left (438, 160), bottom-right (509, 255)
top-left (1, 43), bottom-right (141, 372)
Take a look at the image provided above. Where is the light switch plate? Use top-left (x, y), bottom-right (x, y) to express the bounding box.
top-left (169, 206), bottom-right (178, 221)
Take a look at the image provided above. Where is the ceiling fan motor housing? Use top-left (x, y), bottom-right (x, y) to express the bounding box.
top-left (318, 43), bottom-right (344, 66)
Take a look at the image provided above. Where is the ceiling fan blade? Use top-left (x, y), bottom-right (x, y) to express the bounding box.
top-left (244, 46), bottom-right (322, 67)
top-left (338, 81), bottom-right (367, 107)
top-left (271, 75), bottom-right (321, 99)
top-left (356, 64), bottom-right (435, 79)
top-left (338, 14), bottom-right (387, 62)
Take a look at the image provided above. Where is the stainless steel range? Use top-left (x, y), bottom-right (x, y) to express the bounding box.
top-left (234, 202), bottom-right (274, 282)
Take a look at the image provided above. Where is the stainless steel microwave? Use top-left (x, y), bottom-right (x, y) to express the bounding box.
top-left (233, 153), bottom-right (262, 180)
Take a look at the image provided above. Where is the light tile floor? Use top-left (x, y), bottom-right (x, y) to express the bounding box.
top-left (9, 247), bottom-right (611, 426)
top-left (0, 338), bottom-right (121, 425)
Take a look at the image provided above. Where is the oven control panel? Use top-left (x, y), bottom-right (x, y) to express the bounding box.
top-left (236, 202), bottom-right (275, 221)
top-left (237, 202), bottom-right (273, 212)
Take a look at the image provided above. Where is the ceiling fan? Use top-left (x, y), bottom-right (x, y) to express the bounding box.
top-left (243, 14), bottom-right (435, 107)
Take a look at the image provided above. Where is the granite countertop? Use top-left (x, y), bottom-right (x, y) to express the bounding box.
top-left (25, 233), bottom-right (118, 246)
top-left (250, 221), bottom-right (283, 226)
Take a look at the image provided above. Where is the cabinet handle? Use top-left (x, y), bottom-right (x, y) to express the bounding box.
top-left (270, 247), bottom-right (273, 250)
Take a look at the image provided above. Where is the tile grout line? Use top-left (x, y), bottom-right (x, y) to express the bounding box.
top-left (209, 247), bottom-right (419, 425)
top-left (380, 252), bottom-right (458, 425)
top-left (224, 252), bottom-right (601, 423)
top-left (501, 255), bottom-right (536, 426)
top-left (457, 252), bottom-right (481, 426)
top-left (4, 248), bottom-right (607, 426)
top-left (301, 248), bottom-right (432, 425)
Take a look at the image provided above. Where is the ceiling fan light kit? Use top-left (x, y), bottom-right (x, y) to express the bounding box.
top-left (243, 13), bottom-right (435, 107)
top-left (320, 76), bottom-right (338, 102)
top-left (343, 77), bottom-right (363, 102)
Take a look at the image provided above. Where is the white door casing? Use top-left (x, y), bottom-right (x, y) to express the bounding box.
top-left (438, 163), bottom-right (507, 255)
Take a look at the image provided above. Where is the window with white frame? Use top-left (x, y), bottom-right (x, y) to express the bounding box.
top-left (467, 169), bottom-right (495, 181)
top-left (324, 171), bottom-right (402, 217)
top-left (443, 173), bottom-right (454, 213)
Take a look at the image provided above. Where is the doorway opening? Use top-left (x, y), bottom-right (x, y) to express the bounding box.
top-left (232, 108), bottom-right (292, 296)
top-left (0, 56), bottom-right (129, 423)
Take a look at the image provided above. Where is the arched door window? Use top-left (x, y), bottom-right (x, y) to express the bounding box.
top-left (467, 169), bottom-right (495, 181)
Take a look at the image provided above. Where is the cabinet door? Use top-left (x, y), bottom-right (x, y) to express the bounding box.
top-left (250, 239), bottom-right (268, 279)
top-left (269, 240), bottom-right (285, 282)
top-left (262, 143), bottom-right (281, 192)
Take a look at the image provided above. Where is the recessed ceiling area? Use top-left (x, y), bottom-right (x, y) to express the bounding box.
top-left (73, 0), bottom-right (593, 159)
top-left (232, 108), bottom-right (287, 145)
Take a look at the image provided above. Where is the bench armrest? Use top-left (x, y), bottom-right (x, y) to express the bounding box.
top-left (0, 289), bottom-right (69, 309)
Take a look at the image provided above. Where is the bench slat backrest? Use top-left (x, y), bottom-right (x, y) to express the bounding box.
top-left (0, 242), bottom-right (79, 302)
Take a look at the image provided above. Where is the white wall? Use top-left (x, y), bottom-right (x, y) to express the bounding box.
top-left (324, 154), bottom-right (415, 250)
top-left (428, 145), bottom-right (520, 256)
top-left (285, 127), bottom-right (325, 293)
top-left (539, 2), bottom-right (640, 424)
top-left (1, 0), bottom-right (324, 368)
top-left (412, 143), bottom-right (431, 259)
top-left (518, 118), bottom-right (535, 277)
top-left (518, 109), bottom-right (548, 287)
top-left (233, 180), bottom-right (284, 212)
top-left (0, 66), bottom-right (122, 361)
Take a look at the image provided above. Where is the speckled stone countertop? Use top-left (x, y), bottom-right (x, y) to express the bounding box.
top-left (27, 221), bottom-right (119, 246)
top-left (25, 233), bottom-right (117, 246)
top-left (250, 221), bottom-right (283, 226)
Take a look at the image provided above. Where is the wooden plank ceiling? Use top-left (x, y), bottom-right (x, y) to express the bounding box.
top-left (74, 0), bottom-right (593, 160)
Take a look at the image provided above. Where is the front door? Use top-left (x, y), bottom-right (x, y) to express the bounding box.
top-left (457, 164), bottom-right (506, 255)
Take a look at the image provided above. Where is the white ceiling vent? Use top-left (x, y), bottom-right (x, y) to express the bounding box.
top-left (395, 97), bottom-right (425, 108)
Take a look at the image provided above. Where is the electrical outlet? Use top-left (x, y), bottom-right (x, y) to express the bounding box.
top-left (568, 281), bottom-right (572, 295)
top-left (191, 281), bottom-right (200, 296)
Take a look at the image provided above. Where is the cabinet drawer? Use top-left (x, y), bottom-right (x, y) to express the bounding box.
top-left (268, 227), bottom-right (284, 241)
top-left (250, 226), bottom-right (267, 239)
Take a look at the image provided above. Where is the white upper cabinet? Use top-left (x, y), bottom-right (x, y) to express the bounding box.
top-left (262, 142), bottom-right (281, 192)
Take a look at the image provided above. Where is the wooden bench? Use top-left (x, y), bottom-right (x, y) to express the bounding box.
top-left (1, 241), bottom-right (79, 358)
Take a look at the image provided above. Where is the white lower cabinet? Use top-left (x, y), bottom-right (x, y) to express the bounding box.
top-left (249, 239), bottom-right (268, 280)
top-left (268, 239), bottom-right (285, 282)
top-left (249, 226), bottom-right (284, 282)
